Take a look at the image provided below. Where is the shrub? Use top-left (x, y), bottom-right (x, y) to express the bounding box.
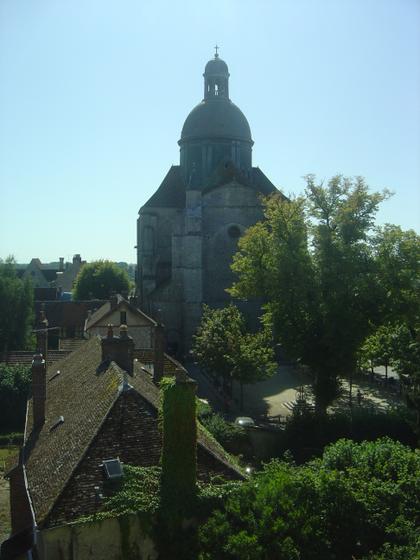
top-left (0, 364), bottom-right (31, 433)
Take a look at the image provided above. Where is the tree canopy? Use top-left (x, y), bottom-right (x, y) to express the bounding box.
top-left (0, 257), bottom-right (34, 353)
top-left (198, 438), bottom-right (420, 560)
top-left (230, 176), bottom-right (395, 412)
top-left (73, 260), bottom-right (131, 300)
top-left (192, 304), bottom-right (277, 408)
top-left (0, 364), bottom-right (31, 433)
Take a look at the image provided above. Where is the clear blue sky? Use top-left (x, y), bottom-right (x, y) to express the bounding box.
top-left (1, 0), bottom-right (419, 263)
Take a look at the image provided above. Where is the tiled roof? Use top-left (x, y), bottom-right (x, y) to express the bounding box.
top-left (133, 349), bottom-right (185, 375)
top-left (141, 166), bottom-right (186, 209)
top-left (23, 337), bottom-right (242, 526)
top-left (1, 350), bottom-right (71, 367)
top-left (35, 300), bottom-right (105, 330)
top-left (24, 338), bottom-right (122, 524)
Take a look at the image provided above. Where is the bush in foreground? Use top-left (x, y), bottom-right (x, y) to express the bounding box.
top-left (198, 438), bottom-right (420, 560)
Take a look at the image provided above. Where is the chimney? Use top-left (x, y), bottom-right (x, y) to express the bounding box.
top-left (160, 373), bottom-right (197, 512)
top-left (153, 323), bottom-right (165, 384)
top-left (36, 310), bottom-right (48, 364)
top-left (101, 324), bottom-right (134, 374)
top-left (32, 353), bottom-right (46, 429)
top-left (59, 257), bottom-right (64, 272)
top-left (73, 254), bottom-right (81, 265)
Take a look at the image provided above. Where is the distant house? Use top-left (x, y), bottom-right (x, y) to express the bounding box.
top-left (18, 258), bottom-right (58, 289)
top-left (3, 326), bottom-right (242, 559)
top-left (54, 254), bottom-right (85, 292)
top-left (34, 299), bottom-right (105, 349)
top-left (16, 254), bottom-right (85, 292)
top-left (85, 294), bottom-right (157, 350)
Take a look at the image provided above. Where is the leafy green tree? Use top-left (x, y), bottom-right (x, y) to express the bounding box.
top-left (0, 257), bottom-right (34, 353)
top-left (73, 260), bottom-right (131, 300)
top-left (373, 225), bottom-right (420, 331)
top-left (230, 176), bottom-right (389, 413)
top-left (192, 304), bottom-right (277, 409)
top-left (0, 364), bottom-right (31, 433)
top-left (360, 324), bottom-right (396, 379)
top-left (198, 438), bottom-right (420, 560)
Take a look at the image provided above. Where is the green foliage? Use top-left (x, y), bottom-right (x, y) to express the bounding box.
top-left (72, 260), bottom-right (131, 300)
top-left (359, 324), bottom-right (397, 377)
top-left (0, 257), bottom-right (34, 353)
top-left (373, 225), bottom-right (420, 329)
top-left (192, 304), bottom-right (277, 406)
top-left (103, 465), bottom-right (160, 518)
top-left (160, 377), bottom-right (197, 517)
top-left (198, 438), bottom-right (420, 560)
top-left (280, 406), bottom-right (416, 463)
top-left (230, 176), bottom-right (393, 413)
top-left (200, 413), bottom-right (247, 449)
top-left (0, 364), bottom-right (31, 433)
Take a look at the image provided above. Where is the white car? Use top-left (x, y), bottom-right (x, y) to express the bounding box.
top-left (234, 416), bottom-right (255, 427)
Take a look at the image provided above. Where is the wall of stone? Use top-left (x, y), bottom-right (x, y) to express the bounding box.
top-left (202, 182), bottom-right (264, 305)
top-left (38, 514), bottom-right (157, 560)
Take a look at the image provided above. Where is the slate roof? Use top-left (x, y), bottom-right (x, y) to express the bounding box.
top-left (34, 300), bottom-right (105, 330)
top-left (22, 337), bottom-right (242, 527)
top-left (141, 166), bottom-right (186, 209)
top-left (85, 295), bottom-right (157, 330)
top-left (141, 164), bottom-right (284, 212)
top-left (1, 350), bottom-right (71, 367)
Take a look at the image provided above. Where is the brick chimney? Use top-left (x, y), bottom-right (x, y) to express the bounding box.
top-left (101, 324), bottom-right (134, 374)
top-left (59, 257), bottom-right (64, 272)
top-left (160, 373), bottom-right (197, 511)
top-left (32, 353), bottom-right (46, 429)
top-left (153, 323), bottom-right (165, 384)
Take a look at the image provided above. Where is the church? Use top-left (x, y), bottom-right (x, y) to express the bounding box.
top-left (136, 50), bottom-right (284, 355)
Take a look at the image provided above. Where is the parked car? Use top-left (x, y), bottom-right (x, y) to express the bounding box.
top-left (234, 416), bottom-right (256, 427)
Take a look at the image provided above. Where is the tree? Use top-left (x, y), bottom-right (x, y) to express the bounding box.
top-left (373, 225), bottom-right (420, 331)
top-left (73, 260), bottom-right (131, 300)
top-left (359, 324), bottom-right (396, 379)
top-left (0, 257), bottom-right (34, 353)
top-left (230, 176), bottom-right (389, 413)
top-left (192, 304), bottom-right (277, 409)
top-left (0, 364), bottom-right (31, 433)
top-left (198, 438), bottom-right (420, 560)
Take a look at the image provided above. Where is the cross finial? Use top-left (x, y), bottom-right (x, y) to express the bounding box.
top-left (214, 44), bottom-right (219, 58)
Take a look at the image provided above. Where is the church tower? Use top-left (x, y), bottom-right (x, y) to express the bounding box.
top-left (137, 51), bottom-right (283, 356)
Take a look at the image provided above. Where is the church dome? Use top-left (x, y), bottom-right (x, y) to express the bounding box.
top-left (180, 100), bottom-right (252, 143)
top-left (180, 52), bottom-right (253, 145)
top-left (204, 56), bottom-right (229, 76)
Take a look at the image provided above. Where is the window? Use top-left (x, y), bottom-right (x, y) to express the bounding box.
top-left (120, 311), bottom-right (127, 325)
top-left (102, 458), bottom-right (123, 480)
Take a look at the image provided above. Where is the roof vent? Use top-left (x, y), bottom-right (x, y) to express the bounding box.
top-left (50, 416), bottom-right (64, 431)
top-left (48, 370), bottom-right (61, 382)
top-left (102, 458), bottom-right (123, 480)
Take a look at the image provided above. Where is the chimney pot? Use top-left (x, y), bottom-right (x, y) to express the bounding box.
top-left (107, 324), bottom-right (114, 338)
